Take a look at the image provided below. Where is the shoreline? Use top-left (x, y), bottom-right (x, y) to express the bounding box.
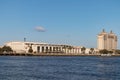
top-left (0, 53), bottom-right (120, 57)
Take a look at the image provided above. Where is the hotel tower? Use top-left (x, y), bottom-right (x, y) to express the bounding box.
top-left (97, 29), bottom-right (117, 50)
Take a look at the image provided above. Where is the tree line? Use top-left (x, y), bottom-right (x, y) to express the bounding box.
top-left (99, 49), bottom-right (120, 54)
top-left (0, 46), bottom-right (13, 53)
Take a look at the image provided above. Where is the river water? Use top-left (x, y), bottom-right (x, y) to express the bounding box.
top-left (0, 56), bottom-right (120, 80)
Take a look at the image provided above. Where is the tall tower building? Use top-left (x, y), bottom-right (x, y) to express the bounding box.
top-left (97, 29), bottom-right (117, 50)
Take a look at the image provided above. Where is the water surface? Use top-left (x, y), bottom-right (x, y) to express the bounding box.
top-left (0, 56), bottom-right (120, 80)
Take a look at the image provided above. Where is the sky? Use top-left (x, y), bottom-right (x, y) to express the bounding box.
top-left (0, 0), bottom-right (120, 48)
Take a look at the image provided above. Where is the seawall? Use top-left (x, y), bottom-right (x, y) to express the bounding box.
top-left (0, 53), bottom-right (120, 57)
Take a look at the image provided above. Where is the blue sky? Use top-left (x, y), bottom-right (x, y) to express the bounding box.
top-left (0, 0), bottom-right (120, 48)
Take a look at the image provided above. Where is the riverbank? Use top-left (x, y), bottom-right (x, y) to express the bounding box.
top-left (0, 53), bottom-right (120, 56)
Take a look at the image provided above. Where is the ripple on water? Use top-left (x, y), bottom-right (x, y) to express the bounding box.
top-left (0, 56), bottom-right (120, 80)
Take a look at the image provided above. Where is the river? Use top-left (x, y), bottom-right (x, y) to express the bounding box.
top-left (0, 56), bottom-right (120, 80)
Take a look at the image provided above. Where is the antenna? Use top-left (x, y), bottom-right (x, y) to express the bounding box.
top-left (24, 38), bottom-right (26, 42)
top-left (110, 30), bottom-right (113, 33)
top-left (102, 29), bottom-right (105, 32)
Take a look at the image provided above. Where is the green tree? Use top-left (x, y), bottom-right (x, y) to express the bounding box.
top-left (2, 46), bottom-right (13, 53)
top-left (115, 50), bottom-right (120, 54)
top-left (90, 48), bottom-right (94, 54)
top-left (0, 48), bottom-right (2, 53)
top-left (108, 51), bottom-right (113, 54)
top-left (81, 47), bottom-right (86, 54)
top-left (99, 49), bottom-right (108, 54)
top-left (28, 47), bottom-right (33, 53)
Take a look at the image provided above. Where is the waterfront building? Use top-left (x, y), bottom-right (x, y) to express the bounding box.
top-left (5, 41), bottom-right (64, 53)
top-left (97, 29), bottom-right (117, 50)
top-left (5, 41), bottom-right (94, 54)
top-left (5, 41), bottom-right (83, 54)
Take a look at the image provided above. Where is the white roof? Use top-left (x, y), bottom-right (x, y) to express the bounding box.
top-left (6, 41), bottom-right (47, 45)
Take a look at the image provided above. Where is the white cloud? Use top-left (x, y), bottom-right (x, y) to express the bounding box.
top-left (35, 26), bottom-right (46, 32)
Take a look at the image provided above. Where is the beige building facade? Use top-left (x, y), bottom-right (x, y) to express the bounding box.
top-left (97, 29), bottom-right (117, 50)
top-left (5, 41), bottom-right (64, 53)
top-left (5, 41), bottom-right (96, 54)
